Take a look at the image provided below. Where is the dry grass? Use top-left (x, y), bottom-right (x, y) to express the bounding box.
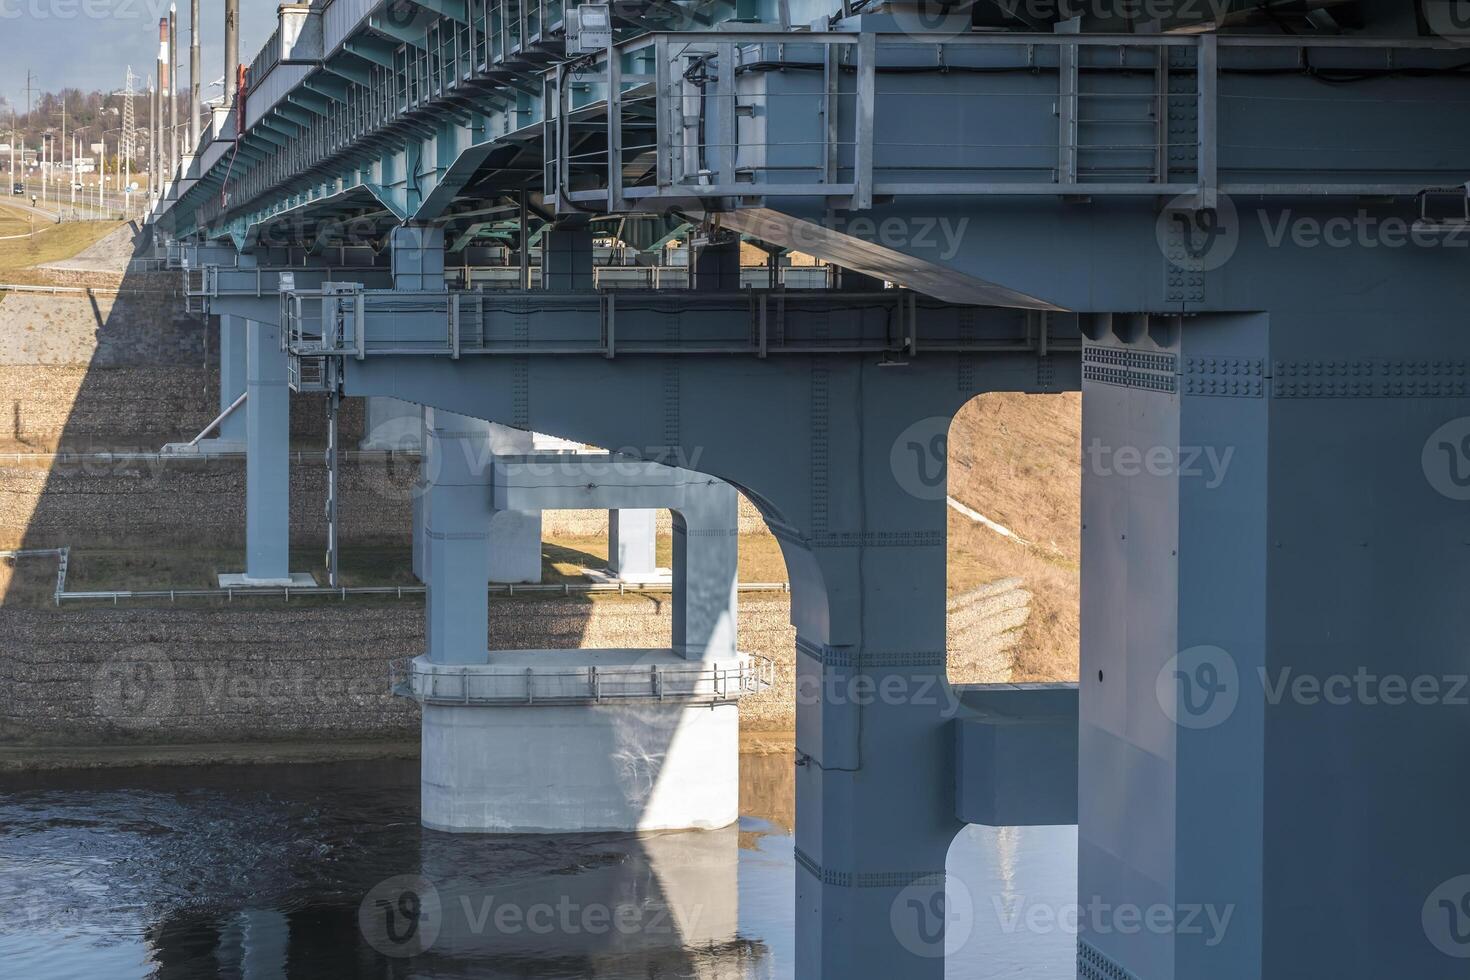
top-left (0, 209), bottom-right (124, 281)
top-left (0, 204), bottom-right (35, 238)
top-left (948, 391), bottom-right (1082, 681)
top-left (542, 531), bottom-right (791, 584)
top-left (950, 391), bottom-right (1082, 562)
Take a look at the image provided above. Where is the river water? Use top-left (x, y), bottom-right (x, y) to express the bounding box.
top-left (0, 754), bottom-right (1077, 979)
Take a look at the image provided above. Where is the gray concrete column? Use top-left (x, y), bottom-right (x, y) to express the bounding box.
top-left (244, 318), bottom-right (290, 582)
top-left (412, 407), bottom-right (429, 583)
top-left (424, 408), bottom-right (494, 664)
top-left (671, 483), bottom-right (739, 662)
top-left (485, 423), bottom-right (543, 584)
top-left (608, 508), bottom-right (657, 579)
top-left (542, 227), bottom-right (594, 292)
top-left (217, 314), bottom-right (248, 443)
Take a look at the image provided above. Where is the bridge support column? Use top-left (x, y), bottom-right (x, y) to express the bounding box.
top-left (606, 508), bottom-right (659, 582)
top-left (408, 450), bottom-right (748, 834)
top-left (785, 496), bottom-right (959, 980)
top-left (342, 312), bottom-right (1071, 969)
top-left (215, 313), bottom-right (248, 446)
top-left (423, 407), bottom-right (495, 664)
top-left (412, 408), bottom-right (428, 583)
top-left (483, 423), bottom-right (542, 584)
top-left (220, 317), bottom-right (308, 587)
top-left (1079, 310), bottom-right (1470, 979)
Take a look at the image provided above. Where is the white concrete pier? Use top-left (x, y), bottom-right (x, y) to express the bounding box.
top-left (403, 447), bottom-right (763, 834)
top-left (411, 650), bottom-right (747, 833)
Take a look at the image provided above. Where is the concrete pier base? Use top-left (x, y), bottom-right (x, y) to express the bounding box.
top-left (217, 571), bottom-right (318, 589)
top-left (409, 650), bottom-right (745, 833)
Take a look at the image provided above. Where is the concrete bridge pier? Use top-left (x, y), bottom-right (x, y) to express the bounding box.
top-left (422, 407), bottom-right (496, 663)
top-left (606, 509), bottom-right (659, 582)
top-left (481, 421), bottom-right (541, 584)
top-left (345, 343), bottom-right (1070, 970)
top-left (198, 290), bottom-right (308, 587)
top-left (404, 443), bottom-right (753, 834)
top-left (216, 314), bottom-right (248, 447)
top-left (225, 317), bottom-right (305, 587)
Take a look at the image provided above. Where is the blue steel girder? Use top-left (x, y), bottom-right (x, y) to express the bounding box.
top-left (161, 0), bottom-right (645, 241)
top-left (277, 283), bottom-right (1079, 359)
top-left (345, 37), bottom-right (399, 70)
top-left (549, 31), bottom-right (1470, 213)
top-left (160, 14), bottom-right (1463, 276)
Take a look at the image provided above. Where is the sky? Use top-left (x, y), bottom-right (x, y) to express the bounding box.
top-left (0, 0), bottom-right (279, 112)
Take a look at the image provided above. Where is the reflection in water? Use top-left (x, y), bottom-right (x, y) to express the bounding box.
top-left (0, 753), bottom-right (1075, 979)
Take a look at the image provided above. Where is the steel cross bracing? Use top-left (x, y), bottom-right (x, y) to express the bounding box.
top-left (158, 16), bottom-right (1470, 248)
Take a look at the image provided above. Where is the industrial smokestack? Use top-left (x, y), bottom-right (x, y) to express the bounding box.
top-left (157, 17), bottom-right (168, 187)
top-left (224, 0), bottom-right (239, 104)
top-left (189, 0), bottom-right (200, 148)
top-left (169, 4), bottom-right (178, 176)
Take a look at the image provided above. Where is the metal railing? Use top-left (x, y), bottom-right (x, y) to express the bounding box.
top-left (281, 283), bottom-right (1080, 360)
top-left (390, 653), bottom-right (775, 707)
top-left (547, 31), bottom-right (1470, 212)
top-left (1, 547), bottom-right (70, 605)
top-left (55, 580), bottom-right (792, 605)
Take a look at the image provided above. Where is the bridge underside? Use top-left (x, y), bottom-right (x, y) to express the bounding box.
top-left (147, 2), bottom-right (1470, 977)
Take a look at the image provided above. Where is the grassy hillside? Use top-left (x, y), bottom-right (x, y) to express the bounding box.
top-left (948, 392), bottom-right (1081, 682)
top-left (0, 205), bottom-right (123, 281)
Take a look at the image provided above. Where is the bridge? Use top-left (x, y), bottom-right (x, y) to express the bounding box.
top-left (148, 0), bottom-right (1470, 976)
